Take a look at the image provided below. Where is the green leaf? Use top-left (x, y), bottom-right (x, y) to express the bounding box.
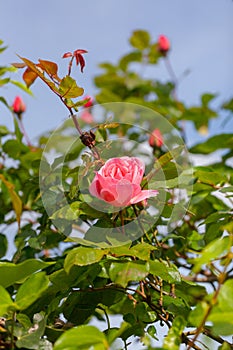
top-left (220, 186), bottom-right (233, 193)
top-left (0, 96), bottom-right (9, 108)
top-left (95, 88), bottom-right (121, 104)
top-left (208, 312), bottom-right (233, 336)
top-left (188, 301), bottom-right (209, 327)
top-left (119, 51), bottom-right (142, 71)
top-left (190, 134), bottom-right (233, 154)
top-left (0, 233), bottom-right (8, 258)
top-left (109, 261), bottom-right (149, 287)
top-left (222, 98), bottom-right (233, 111)
top-left (0, 259), bottom-right (54, 288)
top-left (110, 242), bottom-right (155, 261)
top-left (208, 280), bottom-right (233, 335)
top-left (146, 145), bottom-right (185, 183)
top-left (136, 302), bottom-right (157, 322)
top-left (16, 272), bottom-right (50, 310)
top-left (163, 316), bottom-right (186, 350)
top-left (0, 125), bottom-right (10, 136)
top-left (16, 312), bottom-right (47, 349)
top-left (64, 247), bottom-right (107, 273)
top-left (192, 236), bottom-right (231, 273)
top-left (0, 77), bottom-right (10, 86)
top-left (10, 80), bottom-right (33, 95)
top-left (53, 325), bottom-right (109, 350)
top-left (50, 202), bottom-right (80, 221)
top-left (148, 43), bottom-right (161, 64)
top-left (0, 173), bottom-right (22, 226)
top-left (0, 285), bottom-right (14, 315)
top-left (194, 168), bottom-right (227, 186)
top-left (59, 75), bottom-right (84, 98)
top-left (129, 30), bottom-right (150, 50)
top-left (218, 342), bottom-right (233, 350)
top-left (201, 93), bottom-right (217, 106)
top-left (149, 260), bottom-right (181, 283)
top-left (2, 139), bottom-right (28, 158)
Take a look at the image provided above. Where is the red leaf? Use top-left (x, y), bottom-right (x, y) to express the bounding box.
top-left (22, 67), bottom-right (38, 87)
top-left (62, 52), bottom-right (73, 58)
top-left (11, 63), bottom-right (26, 69)
top-left (79, 54), bottom-right (86, 73)
top-left (38, 59), bottom-right (60, 81)
top-left (73, 50), bottom-right (88, 73)
top-left (74, 49), bottom-right (88, 55)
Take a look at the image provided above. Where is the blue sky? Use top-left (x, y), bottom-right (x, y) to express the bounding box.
top-left (0, 0), bottom-right (233, 141)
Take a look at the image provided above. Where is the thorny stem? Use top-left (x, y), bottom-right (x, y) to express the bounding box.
top-left (203, 327), bottom-right (233, 346)
top-left (182, 334), bottom-right (203, 350)
top-left (68, 56), bottom-right (74, 76)
top-left (64, 102), bottom-right (101, 160)
top-left (69, 107), bottom-right (83, 135)
top-left (132, 204), bottom-right (145, 236)
top-left (17, 118), bottom-right (32, 147)
top-left (163, 56), bottom-right (179, 101)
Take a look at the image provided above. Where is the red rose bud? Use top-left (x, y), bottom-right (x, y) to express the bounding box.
top-left (158, 35), bottom-right (170, 54)
top-left (83, 96), bottom-right (94, 108)
top-left (12, 96), bottom-right (26, 115)
top-left (149, 129), bottom-right (163, 148)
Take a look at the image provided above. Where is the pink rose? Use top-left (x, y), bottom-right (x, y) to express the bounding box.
top-left (158, 35), bottom-right (170, 54)
top-left (89, 157), bottom-right (158, 207)
top-left (12, 96), bottom-right (26, 114)
top-left (149, 128), bottom-right (163, 148)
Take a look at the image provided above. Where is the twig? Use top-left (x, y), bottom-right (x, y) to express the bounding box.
top-left (17, 118), bottom-right (32, 147)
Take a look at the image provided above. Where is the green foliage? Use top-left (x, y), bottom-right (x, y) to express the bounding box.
top-left (53, 325), bottom-right (109, 350)
top-left (0, 30), bottom-right (232, 350)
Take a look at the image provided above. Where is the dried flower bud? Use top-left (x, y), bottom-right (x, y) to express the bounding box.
top-left (80, 130), bottom-right (96, 148)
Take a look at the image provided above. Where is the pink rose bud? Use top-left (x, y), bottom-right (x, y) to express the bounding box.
top-left (12, 96), bottom-right (26, 115)
top-left (80, 110), bottom-right (94, 124)
top-left (158, 35), bottom-right (170, 54)
top-left (83, 96), bottom-right (94, 108)
top-left (89, 157), bottom-right (158, 207)
top-left (149, 129), bottom-right (163, 148)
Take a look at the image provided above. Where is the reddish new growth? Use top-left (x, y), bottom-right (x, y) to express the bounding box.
top-left (62, 49), bottom-right (88, 75)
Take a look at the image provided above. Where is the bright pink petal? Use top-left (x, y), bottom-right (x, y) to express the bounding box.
top-left (89, 173), bottom-right (118, 203)
top-left (130, 190), bottom-right (158, 205)
top-left (114, 180), bottom-right (134, 206)
top-left (100, 189), bottom-right (117, 202)
top-left (89, 177), bottom-right (101, 198)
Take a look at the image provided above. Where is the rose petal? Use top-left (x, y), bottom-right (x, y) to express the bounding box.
top-left (130, 190), bottom-right (158, 205)
top-left (114, 180), bottom-right (134, 206)
top-left (100, 189), bottom-right (116, 202)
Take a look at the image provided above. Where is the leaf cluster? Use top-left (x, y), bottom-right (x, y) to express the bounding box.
top-left (0, 32), bottom-right (233, 350)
